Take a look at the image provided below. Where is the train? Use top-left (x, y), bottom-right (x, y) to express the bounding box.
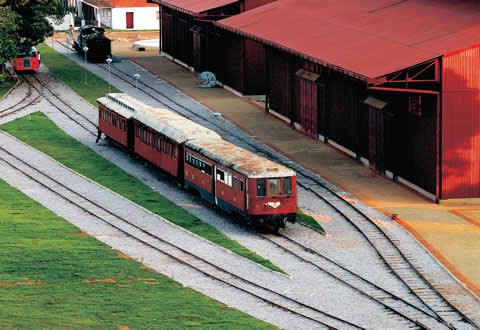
top-left (96, 93), bottom-right (297, 232)
top-left (13, 47), bottom-right (41, 72)
top-left (73, 25), bottom-right (111, 62)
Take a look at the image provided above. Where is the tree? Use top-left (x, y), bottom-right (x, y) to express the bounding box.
top-left (0, 8), bottom-right (20, 72)
top-left (0, 0), bottom-right (68, 50)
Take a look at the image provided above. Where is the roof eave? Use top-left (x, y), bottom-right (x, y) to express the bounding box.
top-left (215, 21), bottom-right (370, 82)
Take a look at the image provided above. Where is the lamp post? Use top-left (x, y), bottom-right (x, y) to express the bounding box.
top-left (106, 57), bottom-right (112, 93)
top-left (213, 112), bottom-right (222, 129)
top-left (83, 46), bottom-right (89, 85)
top-left (133, 73), bottom-right (141, 92)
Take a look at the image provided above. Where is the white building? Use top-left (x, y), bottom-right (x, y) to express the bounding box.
top-left (78, 0), bottom-right (159, 30)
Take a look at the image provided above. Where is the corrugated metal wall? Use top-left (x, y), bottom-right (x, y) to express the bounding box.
top-left (327, 71), bottom-right (368, 156)
top-left (442, 46), bottom-right (480, 199)
top-left (244, 39), bottom-right (266, 95)
top-left (206, 29), bottom-right (265, 95)
top-left (265, 48), bottom-right (369, 157)
top-left (267, 49), bottom-right (292, 118)
top-left (208, 28), bottom-right (243, 92)
top-left (161, 8), bottom-right (193, 66)
top-left (376, 93), bottom-right (437, 195)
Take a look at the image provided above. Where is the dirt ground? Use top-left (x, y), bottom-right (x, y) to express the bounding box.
top-left (54, 30), bottom-right (160, 59)
top-left (106, 31), bottom-right (160, 58)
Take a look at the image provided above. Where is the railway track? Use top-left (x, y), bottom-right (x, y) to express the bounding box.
top-left (52, 40), bottom-right (480, 328)
top-left (262, 232), bottom-right (455, 329)
top-left (0, 140), bottom-right (364, 330)
top-left (97, 58), bottom-right (479, 330)
top-left (298, 181), bottom-right (478, 329)
top-left (0, 79), bottom-right (41, 119)
top-left (21, 73), bottom-right (97, 136)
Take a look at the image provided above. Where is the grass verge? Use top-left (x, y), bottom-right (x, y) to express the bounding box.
top-left (1, 112), bottom-right (284, 273)
top-left (297, 210), bottom-right (326, 234)
top-left (0, 76), bottom-right (17, 98)
top-left (0, 178), bottom-right (275, 329)
top-left (37, 43), bottom-right (120, 106)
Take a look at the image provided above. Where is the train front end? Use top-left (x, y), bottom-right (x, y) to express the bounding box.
top-left (247, 173), bottom-right (297, 232)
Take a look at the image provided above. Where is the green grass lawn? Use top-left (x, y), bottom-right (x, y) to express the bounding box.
top-left (0, 178), bottom-right (275, 329)
top-left (0, 76), bottom-right (17, 98)
top-left (296, 210), bottom-right (326, 234)
top-left (37, 44), bottom-right (120, 106)
top-left (1, 112), bottom-right (283, 273)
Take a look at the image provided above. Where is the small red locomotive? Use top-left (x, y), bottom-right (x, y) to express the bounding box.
top-left (13, 47), bottom-right (41, 72)
top-left (97, 93), bottom-right (297, 232)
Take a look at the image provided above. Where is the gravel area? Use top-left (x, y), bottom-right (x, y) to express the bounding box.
top-left (0, 79), bottom-right (43, 125)
top-left (0, 39), bottom-right (477, 327)
top-left (0, 129), bottom-right (410, 329)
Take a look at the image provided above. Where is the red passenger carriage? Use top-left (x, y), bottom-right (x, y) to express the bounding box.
top-left (131, 106), bottom-right (221, 178)
top-left (97, 93), bottom-right (297, 232)
top-left (185, 139), bottom-right (297, 231)
top-left (97, 94), bottom-right (140, 147)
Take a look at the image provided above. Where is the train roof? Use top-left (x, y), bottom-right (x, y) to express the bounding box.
top-left (97, 93), bottom-right (145, 119)
top-left (133, 106), bottom-right (222, 144)
top-left (186, 139), bottom-right (295, 178)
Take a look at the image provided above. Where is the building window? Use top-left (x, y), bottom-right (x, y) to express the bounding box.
top-left (156, 11), bottom-right (160, 20)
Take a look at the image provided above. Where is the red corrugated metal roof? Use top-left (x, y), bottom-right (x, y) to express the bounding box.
top-left (150, 0), bottom-right (238, 15)
top-left (216, 0), bottom-right (480, 79)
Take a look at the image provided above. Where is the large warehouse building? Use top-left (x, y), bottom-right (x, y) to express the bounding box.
top-left (151, 0), bottom-right (480, 201)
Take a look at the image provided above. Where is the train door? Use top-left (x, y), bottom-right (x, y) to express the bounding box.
top-left (126, 12), bottom-right (134, 29)
top-left (213, 166), bottom-right (218, 205)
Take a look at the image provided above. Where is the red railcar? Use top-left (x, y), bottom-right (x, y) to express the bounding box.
top-left (131, 106), bottom-right (221, 178)
top-left (97, 93), bottom-right (296, 232)
top-left (97, 94), bottom-right (140, 147)
top-left (13, 47), bottom-right (41, 72)
top-left (185, 139), bottom-right (297, 230)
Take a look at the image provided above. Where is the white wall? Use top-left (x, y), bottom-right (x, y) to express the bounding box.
top-left (111, 7), bottom-right (159, 30)
top-left (47, 13), bottom-right (73, 31)
top-left (99, 8), bottom-right (112, 28)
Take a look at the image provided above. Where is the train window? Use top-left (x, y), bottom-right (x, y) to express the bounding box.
top-left (217, 169), bottom-right (225, 182)
top-left (204, 164), bottom-right (212, 175)
top-left (268, 179), bottom-right (281, 196)
top-left (239, 180), bottom-right (244, 191)
top-left (232, 177), bottom-right (237, 189)
top-left (186, 153), bottom-right (212, 176)
top-left (256, 179), bottom-right (266, 196)
top-left (284, 178), bottom-right (292, 195)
